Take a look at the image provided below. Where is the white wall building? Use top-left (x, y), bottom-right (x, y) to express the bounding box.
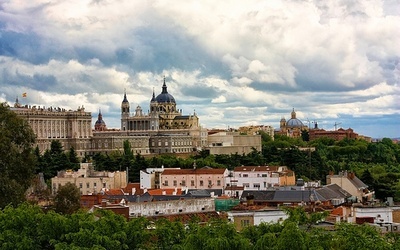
top-left (227, 166), bottom-right (295, 191)
top-left (128, 198), bottom-right (215, 217)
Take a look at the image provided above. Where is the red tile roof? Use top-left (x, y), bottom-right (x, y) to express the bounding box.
top-left (147, 188), bottom-right (183, 195)
top-left (122, 183), bottom-right (143, 195)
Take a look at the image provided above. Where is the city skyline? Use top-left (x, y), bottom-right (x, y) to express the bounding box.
top-left (0, 1), bottom-right (399, 138)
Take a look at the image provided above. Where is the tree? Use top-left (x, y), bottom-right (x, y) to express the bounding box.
top-left (67, 147), bottom-right (80, 170)
top-left (53, 182), bottom-right (81, 214)
top-left (0, 103), bottom-right (37, 208)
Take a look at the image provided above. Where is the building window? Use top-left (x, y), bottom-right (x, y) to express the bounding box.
top-left (253, 183), bottom-right (260, 188)
top-left (200, 180), bottom-right (204, 186)
top-left (262, 174), bottom-right (268, 177)
top-left (217, 180), bottom-right (221, 186)
top-left (181, 180), bottom-right (186, 186)
top-left (173, 180), bottom-right (177, 187)
top-left (164, 180), bottom-right (169, 186)
top-left (86, 183), bottom-right (90, 188)
top-left (191, 180), bottom-right (195, 186)
top-left (94, 182), bottom-right (97, 188)
top-left (241, 219), bottom-right (250, 227)
top-left (243, 174), bottom-right (248, 177)
top-left (103, 183), bottom-right (106, 188)
top-left (79, 183), bottom-right (82, 189)
top-left (243, 183), bottom-right (250, 187)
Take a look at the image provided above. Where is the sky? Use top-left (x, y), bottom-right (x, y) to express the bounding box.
top-left (0, 0), bottom-right (399, 139)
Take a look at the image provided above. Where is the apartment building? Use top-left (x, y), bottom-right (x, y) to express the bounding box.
top-left (51, 163), bottom-right (127, 195)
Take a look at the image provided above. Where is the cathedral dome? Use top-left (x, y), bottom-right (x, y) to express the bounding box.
top-left (286, 108), bottom-right (304, 127)
top-left (286, 118), bottom-right (304, 127)
top-left (95, 119), bottom-right (106, 127)
top-left (94, 109), bottom-right (107, 131)
top-left (155, 78), bottom-right (175, 103)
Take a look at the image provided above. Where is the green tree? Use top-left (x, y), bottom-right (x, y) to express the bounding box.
top-left (67, 147), bottom-right (80, 170)
top-left (0, 103), bottom-right (37, 208)
top-left (334, 223), bottom-right (390, 250)
top-left (276, 221), bottom-right (306, 250)
top-left (53, 182), bottom-right (81, 214)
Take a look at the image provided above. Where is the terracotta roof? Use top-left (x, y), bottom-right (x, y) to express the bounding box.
top-left (122, 183), bottom-right (143, 195)
top-left (225, 186), bottom-right (245, 191)
top-left (234, 166), bottom-right (282, 172)
top-left (147, 188), bottom-right (183, 195)
top-left (162, 168), bottom-right (226, 175)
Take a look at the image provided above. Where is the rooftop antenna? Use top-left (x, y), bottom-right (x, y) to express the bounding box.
top-left (334, 122), bottom-right (342, 131)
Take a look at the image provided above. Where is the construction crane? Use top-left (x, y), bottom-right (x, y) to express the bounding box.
top-left (334, 122), bottom-right (342, 131)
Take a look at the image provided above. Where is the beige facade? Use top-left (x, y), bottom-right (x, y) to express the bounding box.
top-left (326, 171), bottom-right (372, 202)
top-left (206, 131), bottom-right (262, 155)
top-left (160, 168), bottom-right (228, 189)
top-left (11, 101), bottom-right (92, 157)
top-left (238, 125), bottom-right (275, 138)
top-left (51, 163), bottom-right (127, 195)
top-left (91, 131), bottom-right (150, 155)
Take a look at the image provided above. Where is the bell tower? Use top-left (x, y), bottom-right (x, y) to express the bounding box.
top-left (121, 91), bottom-right (130, 131)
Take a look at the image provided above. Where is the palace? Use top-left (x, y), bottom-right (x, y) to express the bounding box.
top-left (11, 98), bottom-right (92, 157)
top-left (11, 78), bottom-right (207, 157)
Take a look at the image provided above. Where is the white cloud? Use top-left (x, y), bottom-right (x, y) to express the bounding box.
top-left (0, 0), bottom-right (399, 138)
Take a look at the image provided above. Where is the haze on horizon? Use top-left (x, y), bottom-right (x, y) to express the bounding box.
top-left (0, 0), bottom-right (399, 138)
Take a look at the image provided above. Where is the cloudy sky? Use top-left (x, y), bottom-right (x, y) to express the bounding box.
top-left (0, 0), bottom-right (399, 138)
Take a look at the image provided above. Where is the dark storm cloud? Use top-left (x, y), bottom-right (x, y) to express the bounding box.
top-left (179, 84), bottom-right (220, 99)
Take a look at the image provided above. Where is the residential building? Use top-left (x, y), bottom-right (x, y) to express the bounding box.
top-left (326, 171), bottom-right (373, 202)
top-left (228, 166), bottom-right (296, 191)
top-left (228, 210), bottom-right (288, 231)
top-left (140, 167), bottom-right (181, 189)
top-left (160, 168), bottom-right (229, 190)
top-left (51, 163), bottom-right (127, 195)
top-left (128, 197), bottom-right (215, 217)
top-left (238, 125), bottom-right (274, 138)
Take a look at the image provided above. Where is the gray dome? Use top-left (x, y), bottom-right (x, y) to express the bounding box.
top-left (156, 79), bottom-right (175, 103)
top-left (286, 118), bottom-right (304, 127)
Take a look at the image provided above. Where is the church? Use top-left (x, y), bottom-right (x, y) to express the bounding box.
top-left (277, 108), bottom-right (309, 138)
top-left (120, 77), bottom-right (199, 132)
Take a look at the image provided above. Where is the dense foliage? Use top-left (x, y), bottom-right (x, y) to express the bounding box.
top-left (89, 133), bottom-right (400, 201)
top-left (1, 204), bottom-right (399, 250)
top-left (0, 103), bottom-right (37, 208)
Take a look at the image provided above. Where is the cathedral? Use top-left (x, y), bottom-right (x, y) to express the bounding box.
top-left (277, 108), bottom-right (308, 138)
top-left (121, 77), bottom-right (199, 132)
